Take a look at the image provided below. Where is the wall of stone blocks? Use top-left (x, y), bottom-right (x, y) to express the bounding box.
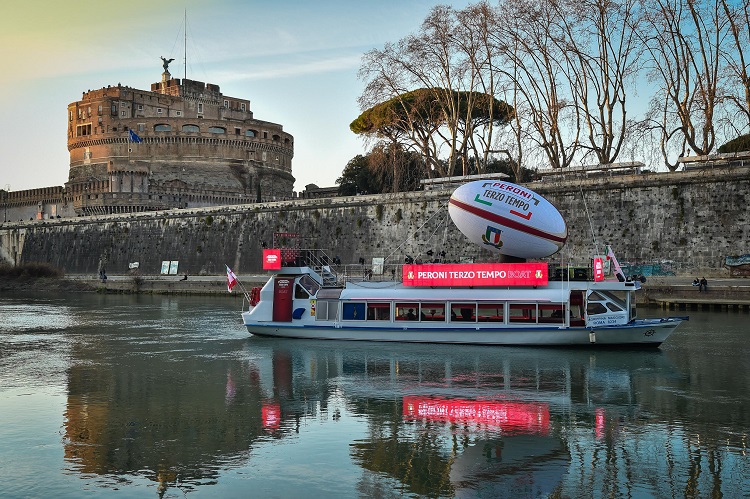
top-left (1, 166), bottom-right (748, 275)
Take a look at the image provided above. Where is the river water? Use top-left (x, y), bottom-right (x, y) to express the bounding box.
top-left (1, 292), bottom-right (748, 498)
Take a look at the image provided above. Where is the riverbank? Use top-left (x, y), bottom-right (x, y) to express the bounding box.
top-left (3, 273), bottom-right (750, 310)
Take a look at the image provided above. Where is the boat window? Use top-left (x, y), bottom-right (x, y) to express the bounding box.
top-left (450, 303), bottom-right (476, 322)
top-left (396, 303), bottom-right (419, 321)
top-left (587, 291), bottom-right (606, 302)
top-left (366, 302), bottom-right (391, 321)
top-left (587, 302), bottom-right (608, 315)
top-left (342, 302), bottom-right (366, 320)
top-left (509, 303), bottom-right (536, 323)
top-left (298, 275), bottom-right (320, 296)
top-left (316, 300), bottom-right (339, 321)
top-left (478, 303), bottom-right (505, 323)
top-left (606, 302), bottom-right (624, 312)
top-left (294, 283), bottom-right (309, 299)
top-left (420, 303), bottom-right (445, 321)
top-left (538, 303), bottom-right (565, 324)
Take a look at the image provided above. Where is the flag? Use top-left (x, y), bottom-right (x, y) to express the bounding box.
top-left (226, 265), bottom-right (238, 292)
top-left (605, 245), bottom-right (624, 278)
top-left (129, 129), bottom-right (143, 143)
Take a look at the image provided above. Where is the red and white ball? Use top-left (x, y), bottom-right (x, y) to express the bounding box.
top-left (448, 180), bottom-right (567, 259)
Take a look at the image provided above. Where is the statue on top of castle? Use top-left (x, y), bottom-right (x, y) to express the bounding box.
top-left (161, 56), bottom-right (175, 72)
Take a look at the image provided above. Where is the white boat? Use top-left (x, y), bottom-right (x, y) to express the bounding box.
top-left (240, 263), bottom-right (685, 347)
top-left (241, 180), bottom-right (686, 346)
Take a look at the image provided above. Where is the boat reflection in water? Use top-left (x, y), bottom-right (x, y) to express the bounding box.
top-left (243, 338), bottom-right (681, 498)
top-left (61, 332), bottom-right (749, 497)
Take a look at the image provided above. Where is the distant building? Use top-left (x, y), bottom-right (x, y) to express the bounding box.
top-left (65, 68), bottom-right (295, 215)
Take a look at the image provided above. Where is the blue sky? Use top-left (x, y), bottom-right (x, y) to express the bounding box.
top-left (0, 0), bottom-right (471, 193)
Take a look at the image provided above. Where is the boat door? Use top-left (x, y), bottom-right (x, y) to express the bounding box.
top-left (272, 277), bottom-right (294, 322)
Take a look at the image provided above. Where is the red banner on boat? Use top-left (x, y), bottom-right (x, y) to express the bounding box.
top-left (263, 249), bottom-right (282, 270)
top-left (403, 396), bottom-right (549, 434)
top-left (402, 263), bottom-right (548, 287)
top-left (593, 257), bottom-right (604, 282)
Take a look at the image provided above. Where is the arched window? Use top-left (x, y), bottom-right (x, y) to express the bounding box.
top-left (182, 124), bottom-right (199, 133)
top-left (245, 129), bottom-right (256, 137)
top-left (208, 126), bottom-right (226, 134)
top-left (154, 124), bottom-right (172, 132)
top-left (272, 134), bottom-right (280, 141)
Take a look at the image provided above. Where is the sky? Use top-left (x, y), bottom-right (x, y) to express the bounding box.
top-left (0, 0), bottom-right (472, 193)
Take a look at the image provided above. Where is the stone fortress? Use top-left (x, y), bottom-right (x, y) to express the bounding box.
top-left (2, 60), bottom-right (296, 220)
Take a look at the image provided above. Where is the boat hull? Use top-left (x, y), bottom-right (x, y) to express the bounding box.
top-left (242, 315), bottom-right (681, 347)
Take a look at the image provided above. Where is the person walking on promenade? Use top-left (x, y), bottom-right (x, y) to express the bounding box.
top-left (699, 277), bottom-right (708, 292)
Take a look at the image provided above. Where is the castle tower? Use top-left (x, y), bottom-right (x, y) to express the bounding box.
top-left (65, 61), bottom-right (295, 215)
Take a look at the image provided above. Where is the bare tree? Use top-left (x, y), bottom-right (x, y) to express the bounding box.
top-left (720, 0), bottom-right (750, 136)
top-left (493, 0), bottom-right (582, 170)
top-left (553, 0), bottom-right (644, 166)
top-left (639, 0), bottom-right (729, 169)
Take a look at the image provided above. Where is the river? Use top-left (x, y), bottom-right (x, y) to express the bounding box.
top-left (1, 292), bottom-right (748, 498)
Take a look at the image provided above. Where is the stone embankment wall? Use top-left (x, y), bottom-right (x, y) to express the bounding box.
top-left (1, 166), bottom-right (748, 276)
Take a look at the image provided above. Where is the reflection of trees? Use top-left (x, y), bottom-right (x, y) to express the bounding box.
top-left (351, 419), bottom-right (455, 497)
top-left (63, 345), bottom-right (267, 491)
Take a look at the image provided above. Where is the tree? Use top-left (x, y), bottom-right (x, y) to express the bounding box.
top-left (492, 0), bottom-right (582, 170)
top-left (720, 0), bottom-right (750, 136)
top-left (639, 0), bottom-right (729, 169)
top-left (552, 0), bottom-right (644, 166)
top-left (336, 155), bottom-right (380, 196)
top-left (350, 88), bottom-right (513, 187)
top-left (357, 5), bottom-right (514, 181)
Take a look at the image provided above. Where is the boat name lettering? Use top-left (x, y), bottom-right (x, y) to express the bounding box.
top-left (417, 269), bottom-right (534, 280)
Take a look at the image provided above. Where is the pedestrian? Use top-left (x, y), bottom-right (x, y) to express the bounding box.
top-left (700, 277), bottom-right (708, 292)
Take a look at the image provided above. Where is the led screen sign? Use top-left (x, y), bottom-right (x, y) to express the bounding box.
top-left (402, 263), bottom-right (548, 287)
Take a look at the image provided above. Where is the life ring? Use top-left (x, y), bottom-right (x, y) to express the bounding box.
top-left (250, 287), bottom-right (262, 306)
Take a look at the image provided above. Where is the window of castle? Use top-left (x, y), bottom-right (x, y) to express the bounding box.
top-left (208, 127), bottom-right (226, 134)
top-left (157, 108), bottom-right (163, 114)
top-left (245, 129), bottom-right (256, 137)
top-left (198, 103), bottom-right (203, 113)
top-left (241, 103), bottom-right (246, 111)
top-left (154, 124), bottom-right (171, 132)
top-left (182, 124), bottom-right (199, 133)
top-left (224, 100), bottom-right (229, 108)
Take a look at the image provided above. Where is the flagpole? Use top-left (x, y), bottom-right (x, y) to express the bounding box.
top-left (226, 265), bottom-right (251, 302)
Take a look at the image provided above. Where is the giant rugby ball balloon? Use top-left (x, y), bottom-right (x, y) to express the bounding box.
top-left (448, 180), bottom-right (567, 259)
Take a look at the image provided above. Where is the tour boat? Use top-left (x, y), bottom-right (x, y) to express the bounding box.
top-left (240, 260), bottom-right (685, 346)
top-left (240, 180), bottom-right (686, 346)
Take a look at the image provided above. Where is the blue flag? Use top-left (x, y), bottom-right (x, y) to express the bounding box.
top-left (129, 129), bottom-right (143, 143)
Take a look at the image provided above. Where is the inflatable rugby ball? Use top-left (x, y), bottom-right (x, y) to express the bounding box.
top-left (448, 180), bottom-right (567, 259)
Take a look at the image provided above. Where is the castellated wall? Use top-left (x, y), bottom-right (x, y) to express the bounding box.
top-left (1, 166), bottom-right (748, 275)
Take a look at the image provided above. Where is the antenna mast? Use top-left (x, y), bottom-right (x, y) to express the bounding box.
top-left (183, 10), bottom-right (187, 80)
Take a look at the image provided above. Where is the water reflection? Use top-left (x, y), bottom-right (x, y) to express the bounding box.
top-left (59, 328), bottom-right (750, 497)
top-left (241, 340), bottom-right (686, 498)
top-left (1, 293), bottom-right (745, 497)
